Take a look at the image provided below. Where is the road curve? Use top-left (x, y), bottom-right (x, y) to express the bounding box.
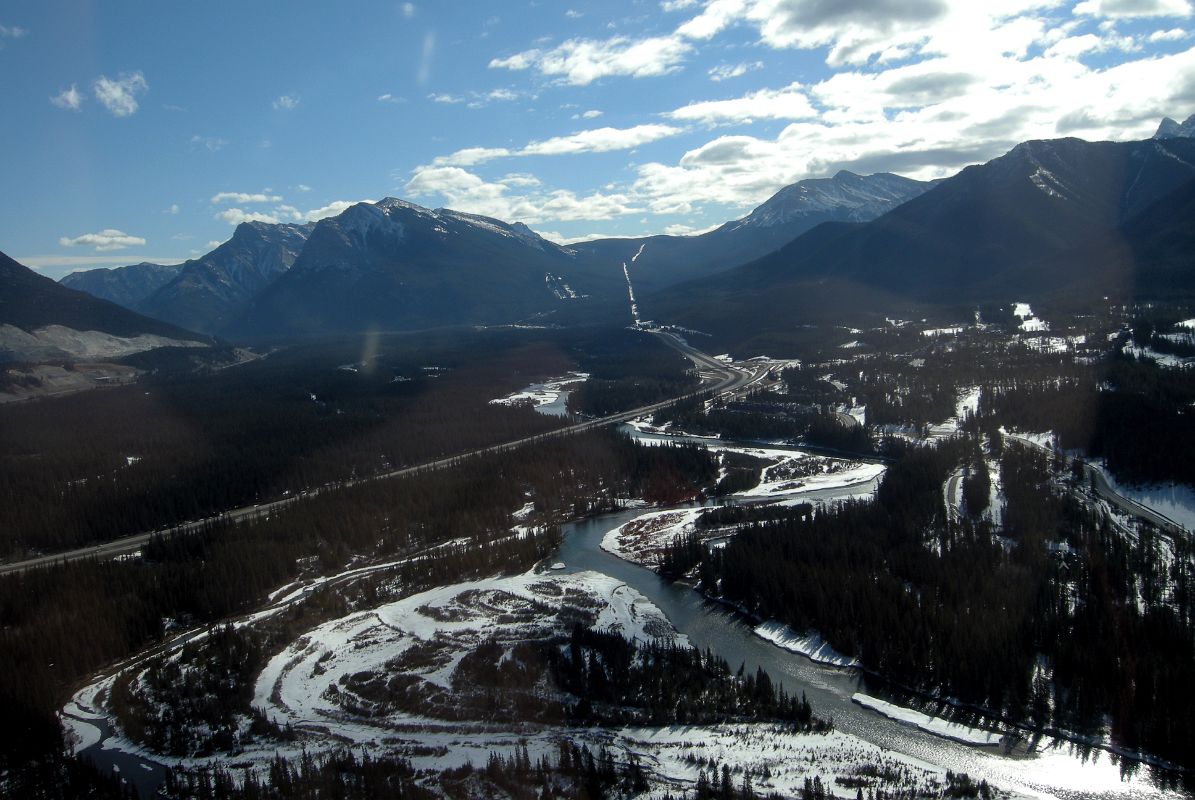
top-left (1005, 434), bottom-right (1187, 538)
top-left (0, 331), bottom-right (750, 577)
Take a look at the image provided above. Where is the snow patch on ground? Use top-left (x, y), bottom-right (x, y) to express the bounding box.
top-left (956, 386), bottom-right (980, 420)
top-left (1094, 465), bottom-right (1195, 531)
top-left (61, 700), bottom-right (105, 753)
top-left (1020, 317), bottom-right (1049, 332)
top-left (921, 326), bottom-right (964, 337)
top-left (255, 570), bottom-right (686, 734)
top-left (852, 693), bottom-right (1004, 747)
top-left (489, 372), bottom-right (589, 416)
top-left (737, 459), bottom-right (886, 500)
top-left (0, 324), bottom-right (207, 361)
top-left (601, 507), bottom-right (709, 568)
top-left (753, 621), bottom-right (859, 668)
top-left (623, 724), bottom-right (946, 799)
top-left (1125, 345), bottom-right (1191, 369)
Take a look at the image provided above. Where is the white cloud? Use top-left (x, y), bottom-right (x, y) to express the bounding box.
top-left (521, 124), bottom-right (682, 156)
top-left (215, 198), bottom-right (369, 226)
top-left (405, 165), bottom-right (639, 223)
top-left (483, 87), bottom-right (519, 102)
top-left (627, 42), bottom-right (1195, 217)
top-left (433, 123), bottom-right (683, 166)
top-left (667, 82), bottom-right (817, 123)
top-left (401, 2), bottom-right (416, 19)
top-left (217, 208), bottom-right (282, 225)
top-left (210, 191), bottom-right (282, 204)
top-left (295, 184), bottom-right (313, 192)
top-left (93, 72), bottom-right (148, 117)
top-left (0, 22), bottom-right (28, 45)
top-left (1074, 0), bottom-right (1192, 17)
top-left (663, 221), bottom-right (723, 236)
top-left (377, 92), bottom-right (404, 103)
top-left (166, 203), bottom-right (180, 215)
top-left (206, 240), bottom-right (224, 249)
top-left (490, 34), bottom-right (693, 85)
top-left (660, 0), bottom-right (698, 10)
top-left (537, 229), bottom-right (626, 244)
top-left (190, 134), bottom-right (228, 152)
top-left (59, 229), bottom-right (146, 252)
top-left (579, 109), bottom-right (603, 118)
top-left (273, 94), bottom-right (300, 110)
top-left (431, 87), bottom-right (524, 107)
top-left (433, 146), bottom-right (511, 166)
top-left (1149, 26), bottom-right (1190, 39)
top-left (708, 61), bottom-right (763, 81)
top-left (50, 84), bottom-right (83, 111)
top-left (303, 200), bottom-right (366, 221)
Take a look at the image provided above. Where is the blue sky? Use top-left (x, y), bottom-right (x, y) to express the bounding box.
top-left (2, 0), bottom-right (1194, 278)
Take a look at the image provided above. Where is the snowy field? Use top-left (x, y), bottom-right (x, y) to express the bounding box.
top-left (601, 507), bottom-right (708, 569)
top-left (852, 694), bottom-right (1004, 747)
top-left (489, 371), bottom-right (589, 416)
top-left (70, 567), bottom-right (962, 797)
top-left (1094, 465), bottom-right (1195, 532)
top-left (624, 724), bottom-right (947, 799)
top-left (254, 570), bottom-right (686, 736)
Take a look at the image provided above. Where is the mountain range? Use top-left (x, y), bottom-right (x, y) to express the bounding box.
top-left (62, 222), bottom-right (313, 335)
top-left (647, 134), bottom-right (1195, 349)
top-left (57, 171), bottom-right (931, 338)
top-left (0, 252), bottom-right (208, 362)
top-left (32, 117), bottom-right (1195, 353)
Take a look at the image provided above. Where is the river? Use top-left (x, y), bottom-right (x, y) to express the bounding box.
top-left (551, 499), bottom-right (1189, 800)
top-left (74, 423), bottom-right (1190, 799)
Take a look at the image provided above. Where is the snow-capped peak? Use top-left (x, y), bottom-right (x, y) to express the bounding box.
top-left (733, 171), bottom-right (928, 229)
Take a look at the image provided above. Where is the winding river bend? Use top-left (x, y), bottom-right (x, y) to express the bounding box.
top-left (553, 497), bottom-right (1189, 800)
top-left (73, 419), bottom-right (1191, 799)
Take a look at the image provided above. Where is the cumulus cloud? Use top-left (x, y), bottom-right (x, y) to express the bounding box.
top-left (432, 123), bottom-right (683, 167)
top-left (377, 92), bottom-right (404, 103)
top-left (405, 165), bottom-right (639, 223)
top-left (1149, 27), bottom-right (1190, 40)
top-left (93, 72), bottom-right (148, 117)
top-left (1074, 0), bottom-right (1192, 17)
top-left (217, 208), bottom-right (281, 225)
top-left (626, 41), bottom-right (1195, 216)
top-left (490, 34), bottom-right (693, 85)
top-left (50, 84), bottom-right (83, 111)
top-left (667, 82), bottom-right (817, 123)
top-left (213, 196), bottom-right (371, 226)
top-left (273, 94), bottom-right (300, 110)
top-left (59, 229), bottom-right (146, 252)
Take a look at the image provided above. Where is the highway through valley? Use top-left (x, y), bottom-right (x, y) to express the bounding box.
top-left (0, 330), bottom-right (767, 577)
